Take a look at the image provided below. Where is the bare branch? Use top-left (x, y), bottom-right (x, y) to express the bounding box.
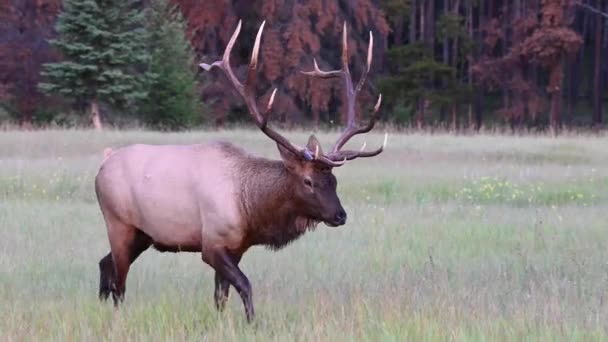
top-left (576, 1), bottom-right (608, 19)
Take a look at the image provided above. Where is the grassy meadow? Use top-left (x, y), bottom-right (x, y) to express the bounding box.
top-left (1, 129), bottom-right (608, 340)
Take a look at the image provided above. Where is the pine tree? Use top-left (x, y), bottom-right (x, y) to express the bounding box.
top-left (141, 0), bottom-right (201, 130)
top-left (39, 0), bottom-right (150, 129)
top-left (378, 42), bottom-right (462, 127)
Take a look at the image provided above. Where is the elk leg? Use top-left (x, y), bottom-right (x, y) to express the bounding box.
top-left (109, 228), bottom-right (152, 305)
top-left (214, 272), bottom-right (230, 311)
top-left (205, 250), bottom-right (253, 322)
top-left (214, 254), bottom-right (242, 312)
top-left (98, 252), bottom-right (115, 300)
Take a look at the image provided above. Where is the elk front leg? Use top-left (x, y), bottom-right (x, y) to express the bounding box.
top-left (205, 250), bottom-right (253, 322)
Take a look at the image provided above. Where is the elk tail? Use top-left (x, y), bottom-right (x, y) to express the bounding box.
top-left (102, 147), bottom-right (113, 162)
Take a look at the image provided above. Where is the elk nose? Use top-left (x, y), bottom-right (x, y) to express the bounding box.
top-left (335, 209), bottom-right (347, 224)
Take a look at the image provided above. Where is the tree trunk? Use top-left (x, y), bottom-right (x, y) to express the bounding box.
top-left (91, 99), bottom-right (103, 130)
top-left (394, 16), bottom-right (405, 46)
top-left (578, 6), bottom-right (590, 107)
top-left (416, 98), bottom-right (427, 130)
top-left (312, 109), bottom-right (320, 130)
top-left (567, 8), bottom-right (583, 120)
top-left (592, 0), bottom-right (604, 126)
top-left (452, 0), bottom-right (461, 65)
top-left (409, 0), bottom-right (417, 43)
top-left (549, 57), bottom-right (565, 136)
top-left (501, 0), bottom-right (510, 122)
top-left (488, 0), bottom-right (495, 18)
top-left (17, 100), bottom-right (34, 130)
top-left (467, 0), bottom-right (476, 130)
top-left (420, 0), bottom-right (425, 44)
top-left (441, 0), bottom-right (450, 128)
top-left (566, 57), bottom-right (574, 119)
top-left (474, 90), bottom-right (483, 130)
top-left (441, 0), bottom-right (450, 65)
top-left (503, 90), bottom-right (510, 122)
top-left (449, 0), bottom-right (461, 132)
top-left (419, 0), bottom-right (427, 130)
top-left (451, 105), bottom-right (457, 131)
top-left (443, 0), bottom-right (450, 66)
top-left (427, 0), bottom-right (435, 53)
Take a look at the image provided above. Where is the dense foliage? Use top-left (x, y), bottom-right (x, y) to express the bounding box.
top-left (0, 0), bottom-right (606, 132)
top-left (140, 0), bottom-right (202, 130)
top-left (38, 0), bottom-right (150, 129)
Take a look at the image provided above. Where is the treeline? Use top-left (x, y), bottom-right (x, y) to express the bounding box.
top-left (1, 0), bottom-right (200, 130)
top-left (0, 0), bottom-right (607, 132)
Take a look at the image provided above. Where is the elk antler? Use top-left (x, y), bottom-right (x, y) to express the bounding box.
top-left (200, 21), bottom-right (335, 163)
top-left (302, 22), bottom-right (387, 162)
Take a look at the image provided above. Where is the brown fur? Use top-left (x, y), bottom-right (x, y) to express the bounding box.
top-left (228, 144), bottom-right (321, 251)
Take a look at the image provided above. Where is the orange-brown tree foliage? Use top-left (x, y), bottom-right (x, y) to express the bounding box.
top-left (520, 0), bottom-right (582, 132)
top-left (0, 0), bottom-right (61, 126)
top-left (174, 0), bottom-right (389, 127)
top-left (473, 5), bottom-right (545, 126)
top-left (473, 0), bottom-right (582, 130)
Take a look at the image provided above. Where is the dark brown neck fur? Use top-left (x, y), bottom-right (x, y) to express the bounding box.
top-left (220, 142), bottom-right (319, 250)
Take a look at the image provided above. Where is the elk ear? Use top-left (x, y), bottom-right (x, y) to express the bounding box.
top-left (277, 143), bottom-right (303, 171)
top-left (306, 134), bottom-right (324, 157)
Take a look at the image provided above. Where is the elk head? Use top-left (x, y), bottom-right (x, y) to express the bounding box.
top-left (200, 20), bottom-right (387, 227)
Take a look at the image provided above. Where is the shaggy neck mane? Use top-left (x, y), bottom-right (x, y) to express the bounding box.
top-left (234, 151), bottom-right (319, 250)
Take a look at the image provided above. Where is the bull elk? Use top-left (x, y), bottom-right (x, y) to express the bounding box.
top-left (95, 20), bottom-right (386, 322)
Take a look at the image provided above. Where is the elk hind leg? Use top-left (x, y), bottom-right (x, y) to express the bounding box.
top-left (99, 252), bottom-right (115, 300)
top-left (103, 219), bottom-right (152, 305)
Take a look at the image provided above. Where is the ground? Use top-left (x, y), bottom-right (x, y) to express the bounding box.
top-left (1, 129), bottom-right (607, 340)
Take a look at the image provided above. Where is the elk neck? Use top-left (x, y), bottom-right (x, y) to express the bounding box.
top-left (235, 153), bottom-right (318, 250)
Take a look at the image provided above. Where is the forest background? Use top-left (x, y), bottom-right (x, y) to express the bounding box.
top-left (1, 0), bottom-right (607, 134)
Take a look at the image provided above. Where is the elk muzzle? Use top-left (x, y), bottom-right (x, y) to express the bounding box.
top-left (325, 207), bottom-right (347, 227)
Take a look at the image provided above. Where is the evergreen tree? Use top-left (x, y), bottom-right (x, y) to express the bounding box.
top-left (378, 43), bottom-right (462, 127)
top-left (39, 0), bottom-right (149, 129)
top-left (141, 0), bottom-right (201, 130)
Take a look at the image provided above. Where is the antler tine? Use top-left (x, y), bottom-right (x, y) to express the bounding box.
top-left (300, 21), bottom-right (384, 164)
top-left (328, 132), bottom-right (388, 161)
top-left (338, 21), bottom-right (356, 130)
top-left (326, 94), bottom-right (385, 160)
top-left (330, 90), bottom-right (381, 153)
top-left (316, 154), bottom-right (347, 167)
top-left (328, 25), bottom-right (379, 154)
top-left (199, 20), bottom-right (245, 96)
top-left (244, 20), bottom-right (266, 125)
top-left (300, 21), bottom-right (350, 79)
top-left (300, 58), bottom-right (343, 78)
top-left (355, 31), bottom-right (373, 95)
top-left (266, 88), bottom-right (277, 113)
top-left (200, 20), bottom-right (310, 160)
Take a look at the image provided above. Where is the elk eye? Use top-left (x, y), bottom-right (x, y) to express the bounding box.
top-left (303, 178), bottom-right (313, 187)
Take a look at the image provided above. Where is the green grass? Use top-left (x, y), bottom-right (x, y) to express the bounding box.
top-left (1, 129), bottom-right (608, 340)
